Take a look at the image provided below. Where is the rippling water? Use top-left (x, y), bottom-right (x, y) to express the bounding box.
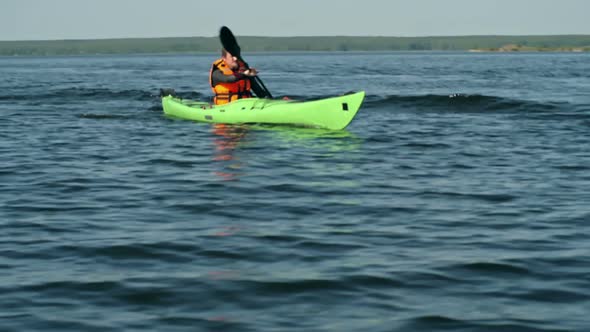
top-left (1, 52), bottom-right (590, 331)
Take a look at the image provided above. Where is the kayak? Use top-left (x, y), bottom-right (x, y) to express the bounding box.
top-left (161, 91), bottom-right (365, 130)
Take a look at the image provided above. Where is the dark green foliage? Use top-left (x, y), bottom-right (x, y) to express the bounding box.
top-left (1, 35), bottom-right (589, 56)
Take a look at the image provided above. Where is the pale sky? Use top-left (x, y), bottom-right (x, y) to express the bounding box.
top-left (1, 0), bottom-right (589, 41)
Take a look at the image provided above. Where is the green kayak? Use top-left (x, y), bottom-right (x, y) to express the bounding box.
top-left (161, 91), bottom-right (365, 130)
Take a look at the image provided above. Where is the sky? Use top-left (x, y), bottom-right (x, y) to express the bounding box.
top-left (1, 0), bottom-right (589, 41)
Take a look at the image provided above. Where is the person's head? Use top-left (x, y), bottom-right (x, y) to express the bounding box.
top-left (221, 48), bottom-right (239, 70)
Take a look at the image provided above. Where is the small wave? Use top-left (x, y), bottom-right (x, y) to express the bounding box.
top-left (147, 158), bottom-right (196, 168)
top-left (364, 93), bottom-right (565, 113)
top-left (401, 142), bottom-right (453, 149)
top-left (241, 273), bottom-right (403, 295)
top-left (294, 239), bottom-right (368, 252)
top-left (23, 280), bottom-right (121, 293)
top-left (148, 105), bottom-right (163, 112)
top-left (0, 87), bottom-right (154, 101)
top-left (420, 191), bottom-right (517, 203)
top-left (402, 315), bottom-right (568, 332)
top-left (452, 261), bottom-right (532, 275)
top-left (0, 88), bottom-right (203, 103)
top-left (77, 113), bottom-right (133, 120)
top-left (513, 288), bottom-right (590, 303)
top-left (401, 270), bottom-right (464, 288)
top-left (65, 242), bottom-right (198, 262)
top-left (554, 164), bottom-right (590, 171)
top-left (407, 315), bottom-right (465, 326)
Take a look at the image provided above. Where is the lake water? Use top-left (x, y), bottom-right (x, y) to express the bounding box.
top-left (1, 52), bottom-right (590, 331)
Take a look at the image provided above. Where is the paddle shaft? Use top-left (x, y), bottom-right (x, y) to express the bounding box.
top-left (238, 57), bottom-right (273, 99)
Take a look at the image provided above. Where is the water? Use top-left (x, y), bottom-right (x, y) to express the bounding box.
top-left (1, 52), bottom-right (590, 331)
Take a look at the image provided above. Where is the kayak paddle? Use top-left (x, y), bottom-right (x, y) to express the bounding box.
top-left (219, 26), bottom-right (273, 99)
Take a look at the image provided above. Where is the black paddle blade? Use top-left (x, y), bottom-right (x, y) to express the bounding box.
top-left (219, 26), bottom-right (241, 58)
top-left (218, 26), bottom-right (273, 99)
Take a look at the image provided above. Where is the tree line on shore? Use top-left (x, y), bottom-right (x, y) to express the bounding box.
top-left (1, 35), bottom-right (589, 56)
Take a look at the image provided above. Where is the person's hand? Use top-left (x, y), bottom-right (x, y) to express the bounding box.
top-left (243, 68), bottom-right (258, 76)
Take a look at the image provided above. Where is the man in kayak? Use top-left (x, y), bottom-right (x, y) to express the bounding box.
top-left (209, 49), bottom-right (258, 105)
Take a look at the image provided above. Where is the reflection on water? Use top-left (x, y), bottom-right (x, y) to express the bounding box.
top-left (211, 124), bottom-right (248, 181)
top-left (249, 124), bottom-right (363, 152)
top-left (210, 123), bottom-right (363, 181)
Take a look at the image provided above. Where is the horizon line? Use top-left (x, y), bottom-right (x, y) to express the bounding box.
top-left (2, 33), bottom-right (590, 43)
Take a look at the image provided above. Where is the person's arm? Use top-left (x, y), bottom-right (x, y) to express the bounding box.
top-left (211, 68), bottom-right (246, 86)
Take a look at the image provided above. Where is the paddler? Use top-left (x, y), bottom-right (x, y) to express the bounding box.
top-left (209, 48), bottom-right (258, 105)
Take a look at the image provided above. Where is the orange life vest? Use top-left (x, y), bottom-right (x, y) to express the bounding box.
top-left (209, 58), bottom-right (252, 105)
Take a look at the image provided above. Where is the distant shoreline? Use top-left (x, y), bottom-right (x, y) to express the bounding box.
top-left (1, 35), bottom-right (589, 56)
top-left (469, 44), bottom-right (589, 52)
